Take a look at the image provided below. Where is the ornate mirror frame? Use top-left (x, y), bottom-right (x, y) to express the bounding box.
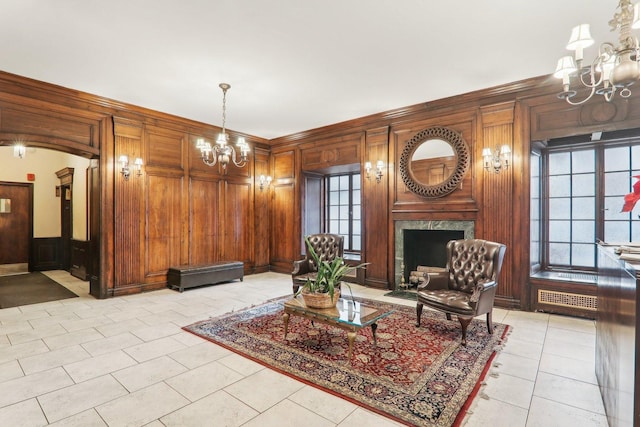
top-left (399, 126), bottom-right (470, 198)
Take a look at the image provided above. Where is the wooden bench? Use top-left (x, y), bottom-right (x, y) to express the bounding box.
top-left (167, 261), bottom-right (244, 292)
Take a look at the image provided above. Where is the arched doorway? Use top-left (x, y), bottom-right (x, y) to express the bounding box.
top-left (0, 145), bottom-right (98, 297)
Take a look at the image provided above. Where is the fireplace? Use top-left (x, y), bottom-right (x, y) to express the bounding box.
top-left (394, 220), bottom-right (474, 286)
top-left (403, 229), bottom-right (464, 282)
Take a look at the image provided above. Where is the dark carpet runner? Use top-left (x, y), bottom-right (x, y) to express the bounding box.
top-left (0, 272), bottom-right (78, 308)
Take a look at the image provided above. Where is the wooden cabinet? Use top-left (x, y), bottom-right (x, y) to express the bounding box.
top-left (596, 244), bottom-right (639, 427)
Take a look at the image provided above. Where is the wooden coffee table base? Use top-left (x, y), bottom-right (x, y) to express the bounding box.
top-left (282, 311), bottom-right (379, 359)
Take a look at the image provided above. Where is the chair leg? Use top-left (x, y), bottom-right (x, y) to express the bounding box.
top-left (416, 303), bottom-right (423, 327)
top-left (458, 316), bottom-right (472, 346)
top-left (292, 284), bottom-right (299, 295)
top-left (486, 311), bottom-right (493, 334)
top-left (445, 313), bottom-right (452, 321)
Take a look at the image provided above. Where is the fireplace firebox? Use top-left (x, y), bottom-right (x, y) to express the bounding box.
top-left (402, 229), bottom-right (464, 284)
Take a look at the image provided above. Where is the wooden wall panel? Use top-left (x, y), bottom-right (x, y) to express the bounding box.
top-left (363, 127), bottom-right (389, 288)
top-left (479, 102), bottom-right (517, 306)
top-left (253, 148), bottom-right (271, 272)
top-left (270, 149), bottom-right (297, 272)
top-left (0, 106), bottom-right (97, 151)
top-left (146, 127), bottom-right (185, 170)
top-left (145, 173), bottom-right (183, 277)
top-left (529, 95), bottom-right (640, 141)
top-left (221, 181), bottom-right (253, 263)
top-left (189, 177), bottom-right (220, 265)
top-left (114, 127), bottom-right (144, 289)
top-left (301, 135), bottom-right (360, 171)
top-left (31, 237), bottom-right (60, 270)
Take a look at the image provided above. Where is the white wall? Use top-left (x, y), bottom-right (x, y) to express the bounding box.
top-left (0, 147), bottom-right (91, 239)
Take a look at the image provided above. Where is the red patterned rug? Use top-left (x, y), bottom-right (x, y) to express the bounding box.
top-left (183, 296), bottom-right (509, 426)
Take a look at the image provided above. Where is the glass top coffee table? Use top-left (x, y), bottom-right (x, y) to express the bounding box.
top-left (282, 296), bottom-right (394, 359)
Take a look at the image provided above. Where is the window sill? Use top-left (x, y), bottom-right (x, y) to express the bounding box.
top-left (530, 270), bottom-right (597, 285)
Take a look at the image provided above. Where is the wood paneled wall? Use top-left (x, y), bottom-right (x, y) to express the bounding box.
top-left (0, 71), bottom-right (269, 298)
top-left (4, 69), bottom-right (640, 309)
top-left (269, 76), bottom-right (640, 310)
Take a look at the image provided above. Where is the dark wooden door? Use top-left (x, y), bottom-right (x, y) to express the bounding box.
top-left (60, 184), bottom-right (72, 270)
top-left (0, 182), bottom-right (33, 265)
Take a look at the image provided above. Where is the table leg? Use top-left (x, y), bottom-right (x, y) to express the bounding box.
top-left (371, 323), bottom-right (378, 346)
top-left (347, 331), bottom-right (356, 359)
top-left (283, 312), bottom-right (290, 339)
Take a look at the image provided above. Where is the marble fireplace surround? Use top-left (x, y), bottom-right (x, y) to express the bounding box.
top-left (394, 220), bottom-right (475, 287)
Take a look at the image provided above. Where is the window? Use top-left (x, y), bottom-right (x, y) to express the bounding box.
top-left (604, 145), bottom-right (640, 242)
top-left (547, 150), bottom-right (596, 268)
top-left (326, 173), bottom-right (361, 253)
top-left (537, 140), bottom-right (640, 273)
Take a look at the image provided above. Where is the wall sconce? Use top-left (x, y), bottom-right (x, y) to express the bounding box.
top-left (482, 145), bottom-right (511, 174)
top-left (118, 155), bottom-right (143, 180)
top-left (365, 160), bottom-right (384, 183)
top-left (13, 144), bottom-right (26, 159)
top-left (259, 174), bottom-right (272, 191)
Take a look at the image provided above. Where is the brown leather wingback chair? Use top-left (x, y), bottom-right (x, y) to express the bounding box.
top-left (416, 239), bottom-right (506, 345)
top-left (291, 233), bottom-right (344, 294)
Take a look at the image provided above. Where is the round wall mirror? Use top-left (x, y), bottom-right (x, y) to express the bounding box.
top-left (399, 127), bottom-right (470, 198)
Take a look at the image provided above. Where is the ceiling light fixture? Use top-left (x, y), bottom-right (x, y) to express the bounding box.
top-left (554, 0), bottom-right (640, 105)
top-left (196, 83), bottom-right (250, 172)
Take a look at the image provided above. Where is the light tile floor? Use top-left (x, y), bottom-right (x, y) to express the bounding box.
top-left (0, 271), bottom-right (608, 426)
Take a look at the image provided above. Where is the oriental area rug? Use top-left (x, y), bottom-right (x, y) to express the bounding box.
top-left (183, 296), bottom-right (509, 427)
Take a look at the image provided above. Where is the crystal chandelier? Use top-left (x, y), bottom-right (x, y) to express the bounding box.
top-left (196, 83), bottom-right (250, 171)
top-left (554, 0), bottom-right (640, 105)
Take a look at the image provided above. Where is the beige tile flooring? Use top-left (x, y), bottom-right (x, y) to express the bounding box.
top-left (0, 271), bottom-right (609, 426)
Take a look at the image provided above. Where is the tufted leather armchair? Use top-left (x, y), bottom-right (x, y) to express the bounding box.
top-left (416, 239), bottom-right (506, 345)
top-left (291, 233), bottom-right (344, 294)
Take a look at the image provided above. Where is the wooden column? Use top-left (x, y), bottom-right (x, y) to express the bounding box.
top-left (364, 126), bottom-right (389, 288)
top-left (112, 117), bottom-right (144, 294)
top-left (479, 102), bottom-right (518, 307)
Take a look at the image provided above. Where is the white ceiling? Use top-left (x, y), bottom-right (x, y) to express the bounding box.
top-left (0, 0), bottom-right (620, 139)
